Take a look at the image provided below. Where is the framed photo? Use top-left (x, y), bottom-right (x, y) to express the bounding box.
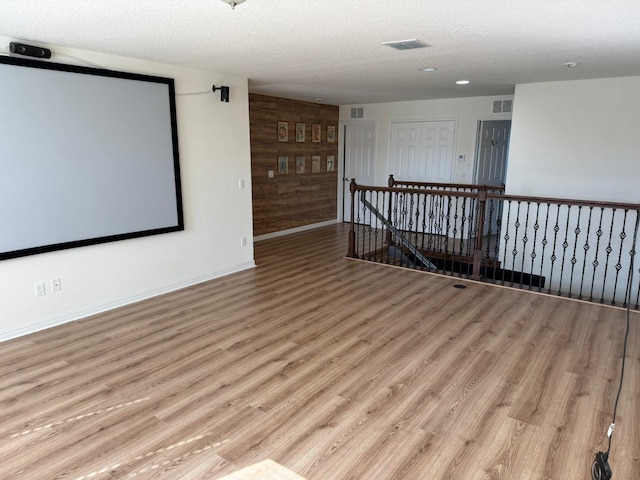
top-left (327, 126), bottom-right (336, 143)
top-left (327, 155), bottom-right (335, 172)
top-left (296, 156), bottom-right (305, 174)
top-left (295, 123), bottom-right (305, 142)
top-left (277, 122), bottom-right (288, 142)
top-left (312, 155), bottom-right (321, 173)
top-left (277, 155), bottom-right (288, 174)
top-left (311, 124), bottom-right (321, 143)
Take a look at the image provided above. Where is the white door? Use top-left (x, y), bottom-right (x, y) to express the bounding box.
top-left (388, 121), bottom-right (455, 182)
top-left (475, 120), bottom-right (510, 186)
top-left (475, 120), bottom-right (511, 235)
top-left (343, 123), bottom-right (376, 222)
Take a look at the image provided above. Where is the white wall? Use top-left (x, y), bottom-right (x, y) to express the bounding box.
top-left (500, 76), bottom-right (640, 303)
top-left (337, 95), bottom-right (513, 220)
top-left (506, 76), bottom-right (640, 203)
top-left (0, 40), bottom-right (254, 341)
top-left (339, 95), bottom-right (513, 184)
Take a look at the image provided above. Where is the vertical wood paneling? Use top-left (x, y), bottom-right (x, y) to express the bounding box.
top-left (249, 94), bottom-right (339, 236)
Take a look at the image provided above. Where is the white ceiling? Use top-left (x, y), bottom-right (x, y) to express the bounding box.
top-left (1, 0), bottom-right (639, 105)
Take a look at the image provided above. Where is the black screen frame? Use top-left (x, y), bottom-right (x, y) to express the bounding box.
top-left (0, 55), bottom-right (184, 261)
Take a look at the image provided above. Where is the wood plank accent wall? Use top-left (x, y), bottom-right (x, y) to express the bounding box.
top-left (249, 94), bottom-right (339, 236)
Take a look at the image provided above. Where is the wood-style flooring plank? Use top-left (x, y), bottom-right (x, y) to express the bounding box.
top-left (0, 223), bottom-right (638, 479)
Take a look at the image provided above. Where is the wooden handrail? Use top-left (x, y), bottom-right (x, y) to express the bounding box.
top-left (388, 174), bottom-right (505, 193)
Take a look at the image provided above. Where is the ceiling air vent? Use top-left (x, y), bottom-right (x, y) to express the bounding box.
top-left (382, 39), bottom-right (430, 51)
top-left (492, 100), bottom-right (513, 113)
top-left (350, 107), bottom-right (364, 119)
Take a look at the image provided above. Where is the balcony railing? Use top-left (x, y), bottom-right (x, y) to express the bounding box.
top-left (347, 176), bottom-right (640, 310)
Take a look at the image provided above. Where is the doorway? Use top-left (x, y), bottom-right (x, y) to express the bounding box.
top-left (342, 123), bottom-right (376, 222)
top-left (388, 120), bottom-right (455, 182)
top-left (474, 120), bottom-right (511, 236)
top-left (474, 120), bottom-right (511, 186)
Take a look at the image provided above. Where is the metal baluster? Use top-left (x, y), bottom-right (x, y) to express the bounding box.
top-left (600, 208), bottom-right (616, 304)
top-left (357, 190), bottom-right (364, 259)
top-left (501, 200), bottom-right (512, 285)
top-left (444, 196), bottom-right (453, 274)
top-left (366, 191), bottom-right (373, 262)
top-left (557, 205), bottom-right (572, 296)
top-left (567, 205), bottom-right (582, 298)
top-left (510, 201), bottom-right (522, 287)
top-left (452, 194), bottom-right (461, 276)
top-left (538, 203), bottom-right (550, 293)
top-left (589, 208), bottom-right (605, 302)
top-left (611, 209), bottom-right (629, 305)
top-left (578, 206), bottom-right (594, 300)
top-left (528, 202), bottom-right (541, 290)
top-left (460, 196), bottom-right (468, 275)
top-left (421, 194), bottom-right (428, 257)
top-left (428, 194), bottom-right (436, 253)
top-left (374, 191), bottom-right (382, 263)
top-left (519, 202), bottom-right (531, 288)
top-left (547, 204), bottom-right (561, 295)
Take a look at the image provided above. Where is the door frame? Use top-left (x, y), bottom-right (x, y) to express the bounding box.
top-left (473, 117), bottom-right (512, 185)
top-left (339, 121), bottom-right (377, 223)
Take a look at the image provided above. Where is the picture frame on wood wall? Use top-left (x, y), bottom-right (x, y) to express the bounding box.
top-left (327, 155), bottom-right (335, 172)
top-left (277, 122), bottom-right (288, 142)
top-left (295, 123), bottom-right (305, 142)
top-left (296, 156), bottom-right (305, 174)
top-left (312, 124), bottom-right (321, 143)
top-left (327, 126), bottom-right (336, 143)
top-left (278, 155), bottom-right (288, 174)
top-left (312, 155), bottom-right (321, 173)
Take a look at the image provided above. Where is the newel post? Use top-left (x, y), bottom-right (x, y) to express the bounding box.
top-left (347, 179), bottom-right (358, 258)
top-left (471, 189), bottom-right (487, 280)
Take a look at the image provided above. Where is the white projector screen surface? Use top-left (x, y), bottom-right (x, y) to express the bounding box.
top-left (0, 56), bottom-right (183, 260)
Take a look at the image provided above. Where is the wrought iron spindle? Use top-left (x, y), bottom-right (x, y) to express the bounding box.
top-left (519, 202), bottom-right (531, 288)
top-left (567, 205), bottom-right (583, 298)
top-left (510, 201), bottom-right (522, 287)
top-left (547, 204), bottom-right (561, 295)
top-left (501, 200), bottom-right (512, 285)
top-left (538, 203), bottom-right (550, 293)
top-left (600, 209), bottom-right (616, 304)
top-left (611, 209), bottom-right (629, 305)
top-left (578, 206), bottom-right (594, 300)
top-left (557, 205), bottom-right (572, 296)
top-left (528, 202), bottom-right (541, 290)
top-left (428, 194), bottom-right (436, 253)
top-left (589, 208), bottom-right (605, 302)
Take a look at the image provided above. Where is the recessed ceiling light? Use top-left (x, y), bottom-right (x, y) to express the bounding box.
top-left (420, 67), bottom-right (437, 72)
top-left (456, 80), bottom-right (470, 85)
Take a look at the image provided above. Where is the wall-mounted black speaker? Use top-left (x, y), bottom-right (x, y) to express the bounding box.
top-left (10, 42), bottom-right (52, 59)
top-left (220, 86), bottom-right (230, 102)
top-left (212, 84), bottom-right (231, 103)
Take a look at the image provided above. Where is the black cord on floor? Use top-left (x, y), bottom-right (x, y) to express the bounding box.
top-left (605, 207), bottom-right (639, 459)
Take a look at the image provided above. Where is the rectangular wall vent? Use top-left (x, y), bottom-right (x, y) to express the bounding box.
top-left (492, 100), bottom-right (513, 113)
top-left (350, 107), bottom-right (364, 119)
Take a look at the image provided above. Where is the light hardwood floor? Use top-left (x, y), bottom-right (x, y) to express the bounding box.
top-left (1, 223), bottom-right (638, 479)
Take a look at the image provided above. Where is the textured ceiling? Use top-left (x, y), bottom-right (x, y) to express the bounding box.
top-left (1, 0), bottom-right (639, 105)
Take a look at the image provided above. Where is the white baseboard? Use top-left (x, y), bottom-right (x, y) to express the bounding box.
top-left (254, 219), bottom-right (338, 242)
top-left (0, 261), bottom-right (256, 343)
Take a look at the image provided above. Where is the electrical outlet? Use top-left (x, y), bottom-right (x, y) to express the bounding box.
top-left (35, 282), bottom-right (45, 297)
top-left (51, 277), bottom-right (62, 292)
top-left (240, 236), bottom-right (247, 247)
top-left (239, 179), bottom-right (245, 190)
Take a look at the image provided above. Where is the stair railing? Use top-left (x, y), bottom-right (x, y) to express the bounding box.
top-left (348, 176), bottom-right (640, 310)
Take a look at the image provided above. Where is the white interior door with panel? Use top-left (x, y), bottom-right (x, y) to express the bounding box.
top-left (388, 121), bottom-right (455, 182)
top-left (343, 123), bottom-right (376, 222)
